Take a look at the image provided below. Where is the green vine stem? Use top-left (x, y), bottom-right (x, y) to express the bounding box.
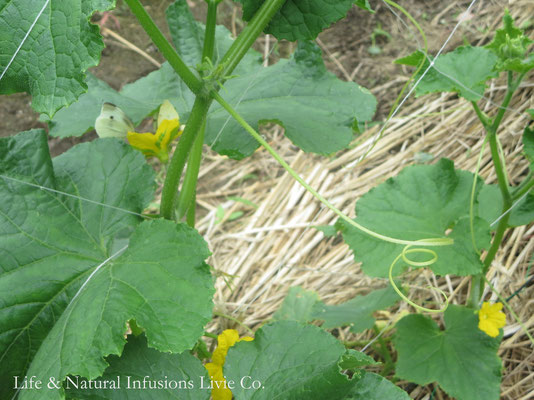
top-left (160, 96), bottom-right (211, 219)
top-left (124, 0), bottom-right (202, 94)
top-left (469, 71), bottom-right (526, 306)
top-left (202, 0), bottom-right (219, 64)
top-left (512, 176), bottom-right (534, 200)
top-left (129, 0), bottom-right (287, 219)
top-left (218, 0), bottom-right (286, 81)
top-left (174, 0), bottom-right (219, 225)
top-left (176, 121), bottom-right (206, 223)
top-left (186, 199), bottom-right (196, 226)
top-left (372, 326), bottom-right (394, 377)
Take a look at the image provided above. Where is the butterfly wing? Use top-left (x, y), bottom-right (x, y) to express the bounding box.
top-left (95, 103), bottom-right (135, 138)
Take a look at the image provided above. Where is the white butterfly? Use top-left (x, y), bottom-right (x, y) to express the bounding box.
top-left (95, 103), bottom-right (135, 138)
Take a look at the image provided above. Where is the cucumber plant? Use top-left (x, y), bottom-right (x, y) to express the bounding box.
top-left (0, 1), bottom-right (532, 399)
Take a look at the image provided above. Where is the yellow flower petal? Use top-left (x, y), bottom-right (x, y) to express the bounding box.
top-left (157, 100), bottom-right (180, 127)
top-left (155, 119), bottom-right (181, 149)
top-left (205, 363), bottom-right (232, 400)
top-left (126, 101), bottom-right (183, 163)
top-left (127, 131), bottom-right (160, 155)
top-left (478, 302), bottom-right (506, 337)
top-left (206, 330), bottom-right (255, 400)
top-left (212, 329), bottom-right (240, 366)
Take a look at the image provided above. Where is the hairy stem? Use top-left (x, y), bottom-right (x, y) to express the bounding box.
top-left (219, 0), bottom-right (286, 79)
top-left (469, 72), bottom-right (522, 306)
top-left (160, 96), bottom-right (211, 219)
top-left (176, 122), bottom-right (205, 223)
top-left (202, 0), bottom-right (218, 63)
top-left (173, 0), bottom-right (219, 225)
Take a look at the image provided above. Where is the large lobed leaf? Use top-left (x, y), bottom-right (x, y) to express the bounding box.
top-left (0, 0), bottom-right (115, 116)
top-left (236, 0), bottom-right (359, 41)
top-left (394, 305), bottom-right (502, 400)
top-left (395, 46), bottom-right (498, 101)
top-left (337, 159), bottom-right (491, 278)
top-left (45, 1), bottom-right (376, 160)
top-left (65, 334), bottom-right (210, 400)
top-left (272, 286), bottom-right (320, 323)
top-left (311, 285), bottom-right (399, 333)
top-left (0, 131), bottom-right (214, 400)
top-left (273, 285), bottom-right (399, 333)
top-left (224, 321), bottom-right (410, 399)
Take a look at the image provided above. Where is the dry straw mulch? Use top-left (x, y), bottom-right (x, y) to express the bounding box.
top-left (188, 2), bottom-right (533, 399)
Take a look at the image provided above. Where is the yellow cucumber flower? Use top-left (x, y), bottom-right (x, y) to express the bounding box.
top-left (127, 100), bottom-right (183, 163)
top-left (478, 302), bottom-right (506, 337)
top-left (205, 329), bottom-right (253, 400)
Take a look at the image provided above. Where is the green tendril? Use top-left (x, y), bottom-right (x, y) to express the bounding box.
top-left (356, 0), bottom-right (429, 162)
top-left (389, 244), bottom-right (450, 314)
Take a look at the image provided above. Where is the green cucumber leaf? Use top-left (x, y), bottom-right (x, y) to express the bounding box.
top-left (19, 218), bottom-right (214, 400)
top-left (311, 285), bottom-right (399, 333)
top-left (343, 371), bottom-right (410, 400)
top-left (236, 0), bottom-right (358, 41)
top-left (394, 305), bottom-right (502, 400)
top-left (0, 131), bottom-right (214, 400)
top-left (273, 286), bottom-right (320, 323)
top-left (205, 40), bottom-right (376, 158)
top-left (0, 0), bottom-right (114, 116)
top-left (46, 6), bottom-right (376, 160)
top-left (478, 184), bottom-right (534, 228)
top-left (339, 350), bottom-right (380, 369)
top-left (314, 224), bottom-right (338, 237)
top-left (65, 334), bottom-right (210, 400)
top-left (485, 10), bottom-right (534, 73)
top-left (337, 159), bottom-right (491, 277)
top-left (395, 46), bottom-right (498, 101)
top-left (354, 0), bottom-right (374, 13)
top-left (224, 321), bottom-right (366, 399)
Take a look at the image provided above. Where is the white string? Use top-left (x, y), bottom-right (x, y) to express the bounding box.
top-left (0, 0), bottom-right (50, 83)
top-left (362, 321), bottom-right (391, 352)
top-left (490, 190), bottom-right (532, 227)
top-left (70, 245), bottom-right (128, 305)
top-left (0, 174), bottom-right (147, 219)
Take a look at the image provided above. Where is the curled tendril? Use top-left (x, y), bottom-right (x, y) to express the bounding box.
top-left (389, 242), bottom-right (450, 314)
